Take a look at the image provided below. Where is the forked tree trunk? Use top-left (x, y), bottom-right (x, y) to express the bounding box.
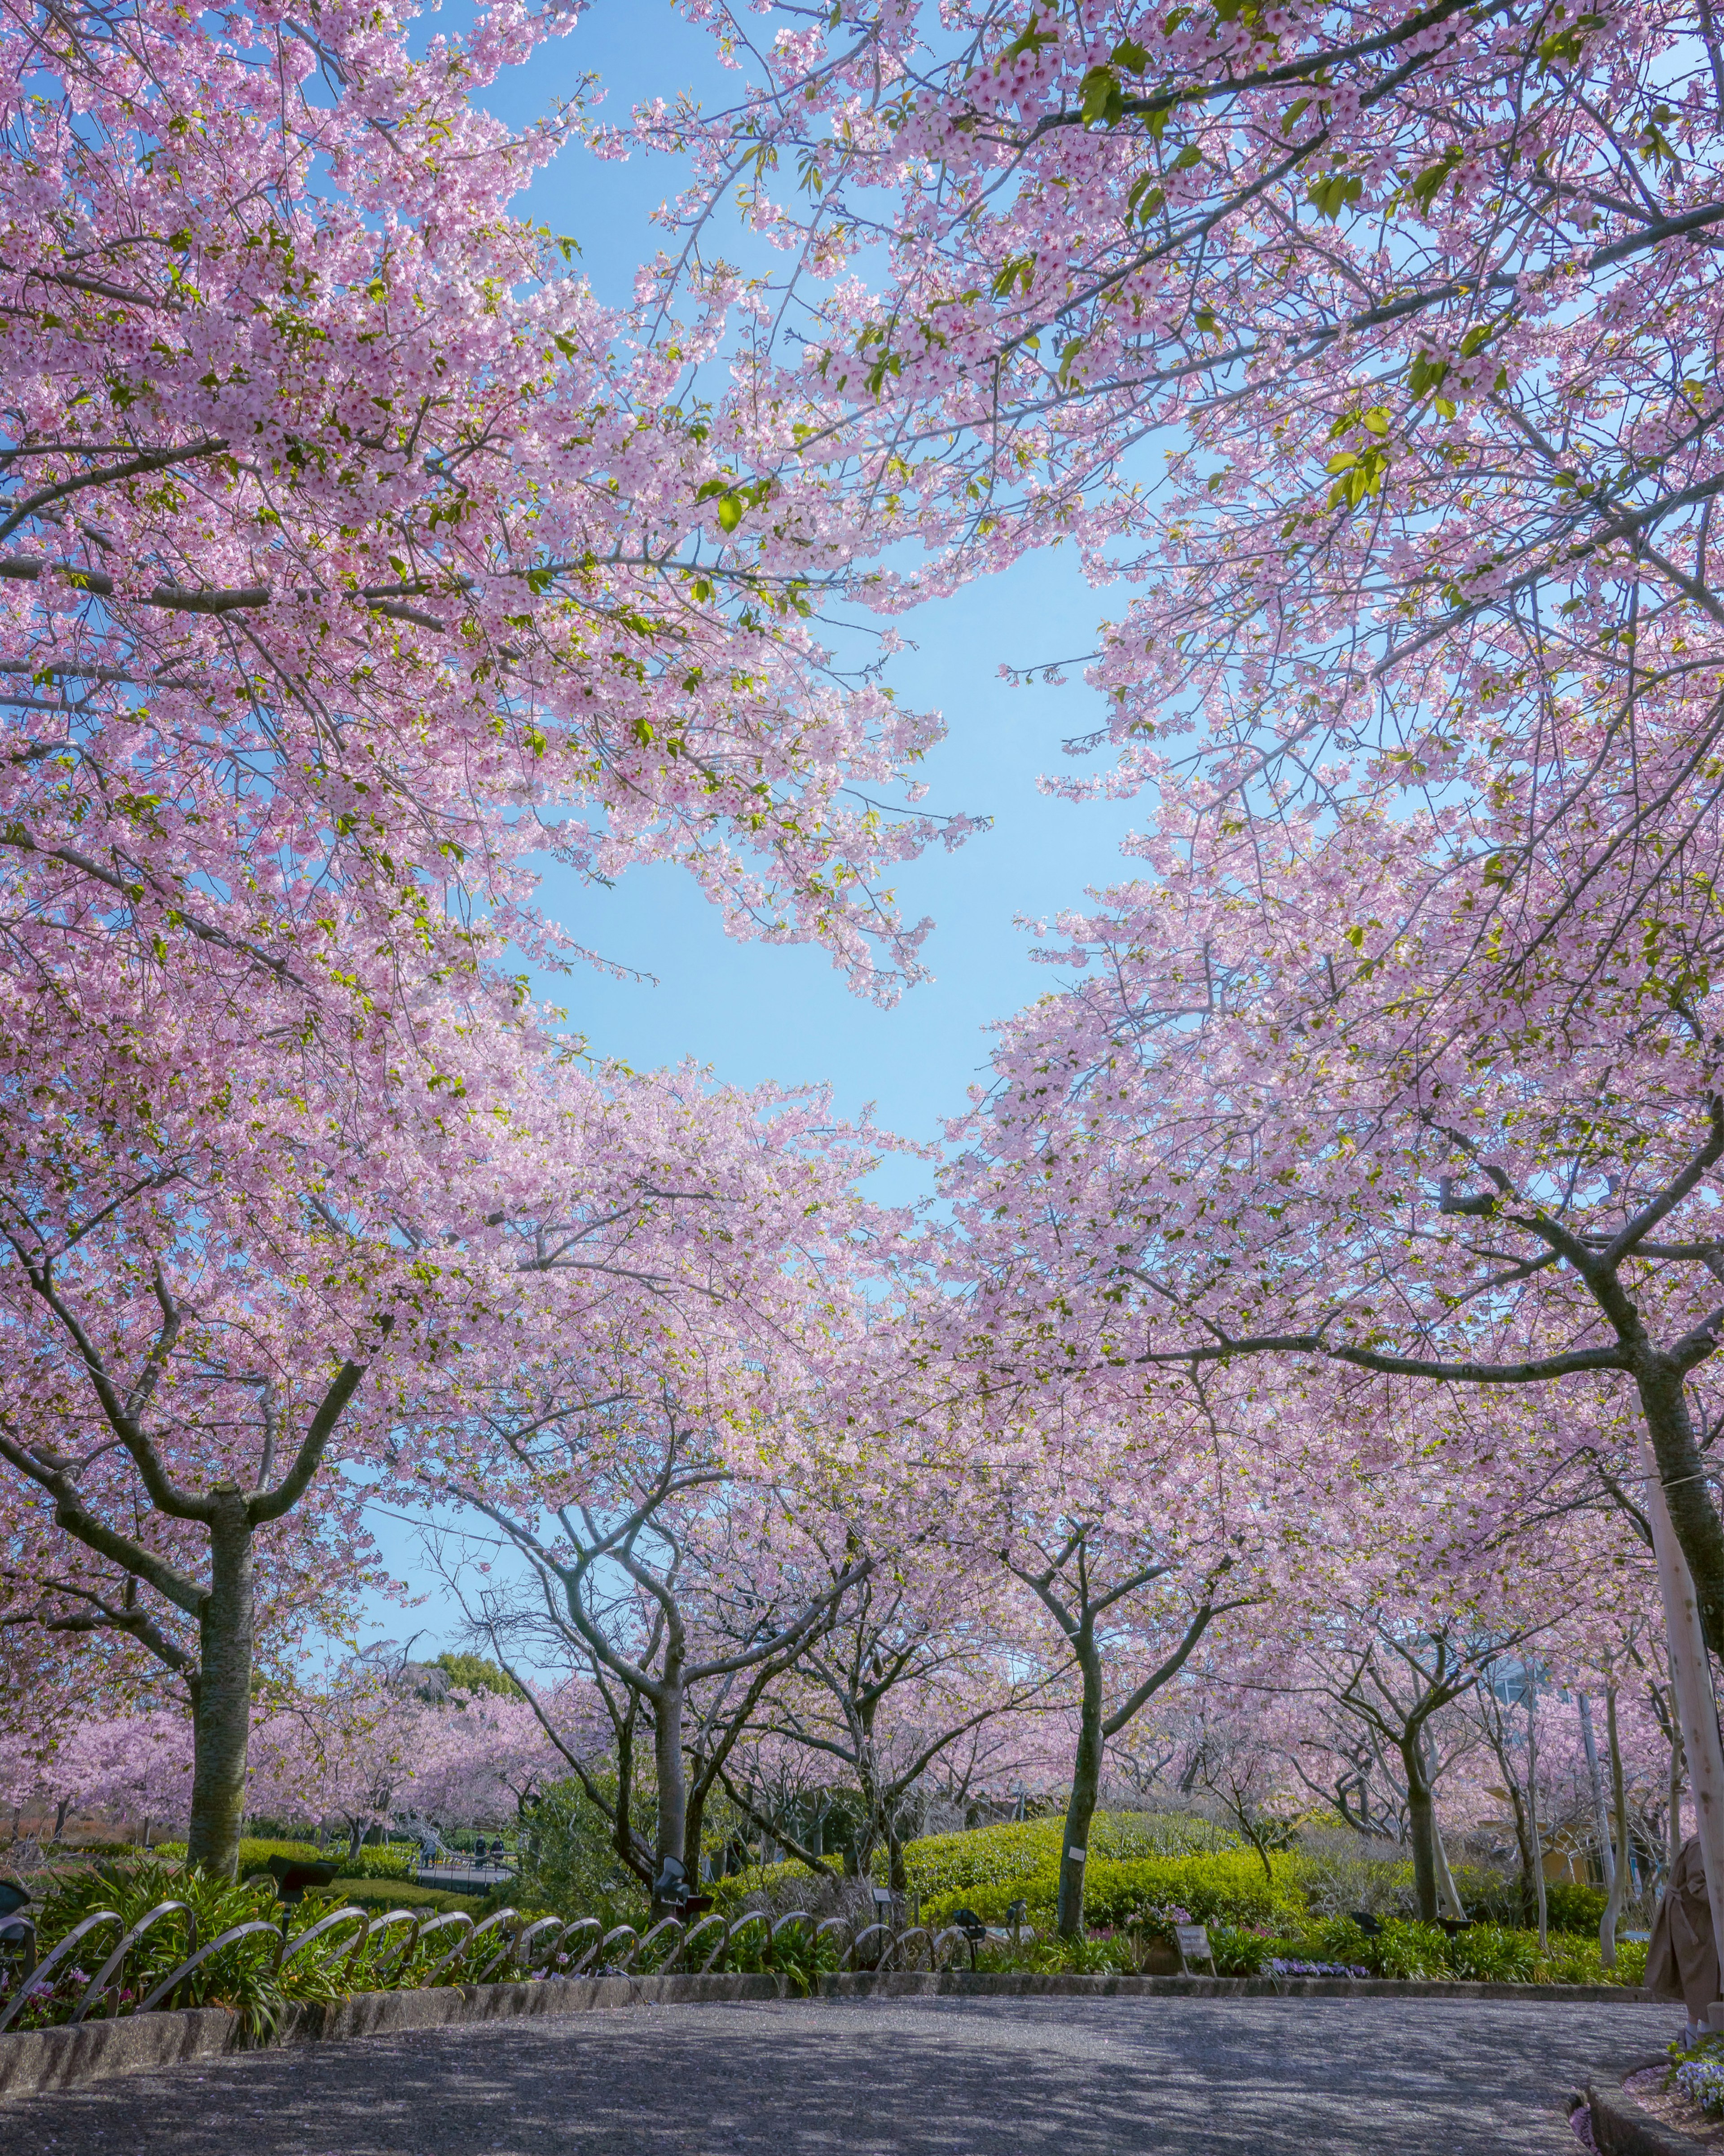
top-left (185, 1493), bottom-right (255, 1878)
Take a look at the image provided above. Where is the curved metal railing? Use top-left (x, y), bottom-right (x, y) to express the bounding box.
top-left (71, 1901), bottom-right (195, 2024)
top-left (0, 1883), bottom-right (983, 2033)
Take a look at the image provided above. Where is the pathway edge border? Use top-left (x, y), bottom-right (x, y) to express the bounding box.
top-left (0, 1973), bottom-right (778, 2100)
top-left (815, 1970), bottom-right (1652, 2003)
top-left (0, 1966), bottom-right (1658, 2102)
top-left (1587, 2061), bottom-right (1717, 2156)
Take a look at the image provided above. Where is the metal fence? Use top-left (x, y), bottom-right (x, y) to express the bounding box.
top-left (0, 1904), bottom-right (974, 2035)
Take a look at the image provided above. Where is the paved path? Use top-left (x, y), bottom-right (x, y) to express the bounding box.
top-left (5, 1995), bottom-right (1677, 2155)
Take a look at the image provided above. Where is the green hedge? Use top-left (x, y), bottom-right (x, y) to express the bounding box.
top-left (924, 1849), bottom-right (1307, 1931)
top-left (337, 1844), bottom-right (414, 1879)
top-left (160, 1836), bottom-right (322, 1875)
top-left (156, 1837), bottom-right (414, 1879)
top-left (1543, 1881), bottom-right (1610, 1932)
top-left (900, 1814), bottom-right (1239, 1904)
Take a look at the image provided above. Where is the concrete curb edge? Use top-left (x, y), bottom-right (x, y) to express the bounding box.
top-left (1586, 2060), bottom-right (1717, 2156)
top-left (815, 1970), bottom-right (1654, 2004)
top-left (0, 1966), bottom-right (1660, 2102)
top-left (0, 1972), bottom-right (780, 2100)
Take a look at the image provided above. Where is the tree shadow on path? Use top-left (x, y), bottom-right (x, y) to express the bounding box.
top-left (3, 1994), bottom-right (1674, 2156)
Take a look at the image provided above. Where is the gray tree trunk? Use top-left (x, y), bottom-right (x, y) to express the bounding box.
top-left (1400, 1743), bottom-right (1440, 1924)
top-left (1601, 1682), bottom-right (1631, 1967)
top-left (1526, 1667), bottom-right (1548, 1952)
top-left (1432, 1812), bottom-right (1465, 1921)
top-left (651, 1676), bottom-right (687, 1917)
top-left (1579, 1693), bottom-right (1615, 1893)
top-left (1636, 1357), bottom-right (1724, 1664)
top-left (1056, 1638), bottom-right (1103, 1939)
top-left (185, 1494), bottom-right (255, 1878)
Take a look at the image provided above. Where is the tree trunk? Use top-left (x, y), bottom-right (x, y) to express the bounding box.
top-left (682, 1779), bottom-right (707, 1890)
top-left (1057, 1639), bottom-right (1103, 1940)
top-left (1526, 1664), bottom-right (1548, 1953)
top-left (1643, 1425), bottom-right (1724, 1988)
top-left (651, 1676), bottom-right (687, 1917)
top-left (1432, 1812), bottom-right (1465, 1921)
top-left (1601, 1680), bottom-right (1631, 1968)
top-left (1636, 1353), bottom-right (1724, 1664)
top-left (185, 1494), bottom-right (254, 1878)
top-left (1399, 1739), bottom-right (1440, 1924)
top-left (1579, 1693), bottom-right (1615, 1894)
top-left (1671, 1728), bottom-right (1686, 1875)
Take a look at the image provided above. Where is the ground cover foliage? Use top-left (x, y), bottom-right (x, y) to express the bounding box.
top-left (0, 1818), bottom-right (1645, 2038)
top-left (664, 1814), bottom-right (1648, 1989)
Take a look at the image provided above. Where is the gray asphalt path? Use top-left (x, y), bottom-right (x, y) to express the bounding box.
top-left (4, 1995), bottom-right (1676, 2156)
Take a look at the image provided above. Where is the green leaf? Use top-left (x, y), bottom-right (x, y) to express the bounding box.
top-left (1306, 172), bottom-right (1363, 220)
top-left (1407, 352), bottom-right (1449, 398)
top-left (1405, 148), bottom-right (1463, 215)
top-left (1080, 65), bottom-right (1126, 127)
top-left (1112, 37), bottom-right (1150, 71)
top-left (717, 494), bottom-right (743, 532)
top-left (1127, 175), bottom-right (1165, 224)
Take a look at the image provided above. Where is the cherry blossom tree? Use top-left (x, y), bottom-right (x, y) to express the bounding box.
top-left (657, 0), bottom-right (1724, 954)
top-left (3, 0), bottom-right (967, 1026)
top-left (420, 1364), bottom-right (874, 1912)
top-left (752, 1547), bottom-right (1057, 1889)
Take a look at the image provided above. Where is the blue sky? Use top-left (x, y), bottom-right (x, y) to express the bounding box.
top-left (493, 3), bottom-right (1147, 1193)
top-left (361, 4), bottom-right (1152, 1648)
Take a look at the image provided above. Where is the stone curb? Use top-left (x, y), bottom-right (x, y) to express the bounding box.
top-left (0, 1972), bottom-right (779, 2101)
top-left (1586, 2059), bottom-right (1716, 2156)
top-left (817, 1971), bottom-right (1655, 2004)
top-left (0, 1966), bottom-right (1660, 2102)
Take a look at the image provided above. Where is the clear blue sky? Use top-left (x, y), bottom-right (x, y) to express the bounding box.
top-left (487, 4), bottom-right (1146, 1191)
top-left (360, 4), bottom-right (1150, 1649)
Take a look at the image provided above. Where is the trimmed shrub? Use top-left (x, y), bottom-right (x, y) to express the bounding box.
top-left (334, 1843), bottom-right (413, 1880)
top-left (924, 1849), bottom-right (1306, 1931)
top-left (159, 1836), bottom-right (324, 1876)
top-left (1543, 1881), bottom-right (1609, 1933)
top-left (900, 1813), bottom-right (1238, 1905)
